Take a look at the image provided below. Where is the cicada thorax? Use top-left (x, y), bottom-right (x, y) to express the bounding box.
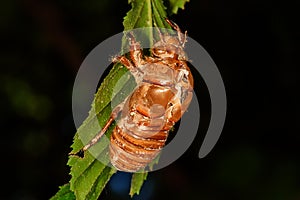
top-left (109, 62), bottom-right (193, 172)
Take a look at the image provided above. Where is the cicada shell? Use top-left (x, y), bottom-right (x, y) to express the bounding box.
top-left (78, 19), bottom-right (194, 172)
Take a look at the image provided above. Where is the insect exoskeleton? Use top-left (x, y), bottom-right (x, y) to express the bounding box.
top-left (76, 19), bottom-right (194, 172)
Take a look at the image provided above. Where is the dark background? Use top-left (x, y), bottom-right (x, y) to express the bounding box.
top-left (0, 0), bottom-right (299, 199)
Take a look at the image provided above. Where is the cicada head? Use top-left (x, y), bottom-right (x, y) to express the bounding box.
top-left (151, 35), bottom-right (187, 61)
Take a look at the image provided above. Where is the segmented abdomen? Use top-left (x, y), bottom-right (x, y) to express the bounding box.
top-left (109, 81), bottom-right (180, 172)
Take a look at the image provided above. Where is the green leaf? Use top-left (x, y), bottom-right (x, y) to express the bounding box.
top-left (67, 63), bottom-right (136, 200)
top-left (128, 153), bottom-right (161, 197)
top-left (167, 0), bottom-right (190, 15)
top-left (123, 0), bottom-right (172, 29)
top-left (129, 172), bottom-right (148, 197)
top-left (52, 0), bottom-right (190, 199)
top-left (123, 0), bottom-right (171, 48)
top-left (85, 166), bottom-right (116, 200)
top-left (50, 184), bottom-right (75, 200)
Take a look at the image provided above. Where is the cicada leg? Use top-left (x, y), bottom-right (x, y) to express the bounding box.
top-left (112, 32), bottom-right (145, 70)
top-left (127, 32), bottom-right (146, 67)
top-left (112, 33), bottom-right (145, 82)
top-left (165, 18), bottom-right (187, 47)
top-left (70, 105), bottom-right (122, 157)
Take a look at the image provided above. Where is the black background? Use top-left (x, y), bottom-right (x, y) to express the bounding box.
top-left (0, 0), bottom-right (299, 199)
